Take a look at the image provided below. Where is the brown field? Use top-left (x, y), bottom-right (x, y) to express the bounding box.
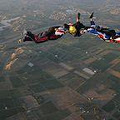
top-left (63, 112), bottom-right (84, 120)
top-left (95, 49), bottom-right (104, 55)
top-left (58, 73), bottom-right (85, 90)
top-left (74, 71), bottom-right (90, 80)
top-left (0, 71), bottom-right (2, 76)
top-left (6, 113), bottom-right (27, 120)
top-left (59, 62), bottom-right (74, 71)
top-left (5, 58), bottom-right (29, 72)
top-left (41, 62), bottom-right (69, 78)
top-left (108, 69), bottom-right (120, 79)
top-left (84, 57), bottom-right (97, 64)
top-left (84, 88), bottom-right (115, 101)
top-left (99, 50), bottom-right (112, 56)
top-left (4, 47), bottom-right (31, 72)
top-left (0, 82), bottom-right (12, 90)
top-left (21, 95), bottom-right (39, 109)
top-left (50, 87), bottom-right (87, 113)
top-left (110, 59), bottom-right (120, 65)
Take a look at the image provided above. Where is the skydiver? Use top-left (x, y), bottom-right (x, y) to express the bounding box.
top-left (85, 12), bottom-right (120, 43)
top-left (64, 13), bottom-right (86, 37)
top-left (74, 12), bottom-right (86, 37)
top-left (18, 25), bottom-right (67, 43)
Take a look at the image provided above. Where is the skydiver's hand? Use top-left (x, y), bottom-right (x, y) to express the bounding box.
top-left (64, 30), bottom-right (69, 34)
top-left (80, 30), bottom-right (87, 34)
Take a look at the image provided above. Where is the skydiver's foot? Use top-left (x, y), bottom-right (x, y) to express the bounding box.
top-left (89, 12), bottom-right (94, 19)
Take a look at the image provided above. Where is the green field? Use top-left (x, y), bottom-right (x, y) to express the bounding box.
top-left (40, 101), bottom-right (59, 115)
top-left (88, 49), bottom-right (119, 72)
top-left (0, 107), bottom-right (25, 120)
top-left (17, 64), bottom-right (58, 84)
top-left (112, 110), bottom-right (120, 119)
top-left (0, 97), bottom-right (25, 120)
top-left (108, 119), bottom-right (115, 120)
top-left (77, 72), bottom-right (110, 94)
top-left (113, 63), bottom-right (120, 71)
top-left (27, 101), bottom-right (71, 120)
top-left (89, 59), bottom-right (111, 71)
top-left (102, 94), bottom-right (120, 115)
top-left (58, 73), bottom-right (85, 89)
top-left (102, 100), bottom-right (116, 112)
top-left (103, 52), bottom-right (119, 63)
top-left (0, 76), bottom-right (5, 82)
top-left (0, 89), bottom-right (22, 99)
top-left (10, 76), bottom-right (24, 88)
top-left (42, 110), bottom-right (71, 120)
top-left (0, 98), bottom-right (21, 110)
top-left (29, 79), bottom-right (63, 93)
top-left (107, 75), bottom-right (120, 94)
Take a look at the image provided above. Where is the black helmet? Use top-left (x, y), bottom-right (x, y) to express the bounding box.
top-left (95, 26), bottom-right (101, 31)
top-left (64, 23), bottom-right (69, 30)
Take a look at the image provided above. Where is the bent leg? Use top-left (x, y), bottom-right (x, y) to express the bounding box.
top-left (23, 31), bottom-right (35, 42)
top-left (49, 35), bottom-right (62, 40)
top-left (90, 19), bottom-right (96, 28)
top-left (89, 12), bottom-right (96, 28)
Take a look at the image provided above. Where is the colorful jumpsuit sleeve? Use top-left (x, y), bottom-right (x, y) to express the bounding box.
top-left (55, 27), bottom-right (65, 36)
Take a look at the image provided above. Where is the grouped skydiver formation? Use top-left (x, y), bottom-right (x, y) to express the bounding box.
top-left (19, 12), bottom-right (120, 44)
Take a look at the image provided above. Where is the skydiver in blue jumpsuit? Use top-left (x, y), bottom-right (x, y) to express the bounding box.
top-left (86, 12), bottom-right (120, 43)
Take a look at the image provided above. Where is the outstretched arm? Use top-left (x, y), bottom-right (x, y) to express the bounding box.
top-left (76, 12), bottom-right (81, 22)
